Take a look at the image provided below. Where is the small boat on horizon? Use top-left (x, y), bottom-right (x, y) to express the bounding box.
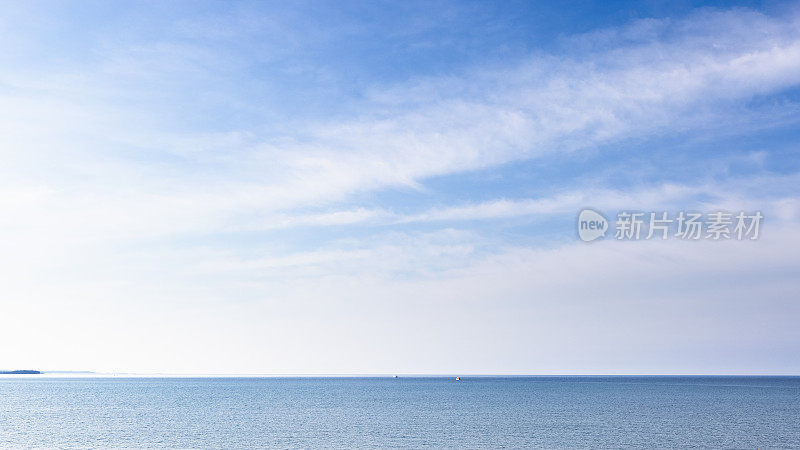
top-left (455, 376), bottom-right (461, 381)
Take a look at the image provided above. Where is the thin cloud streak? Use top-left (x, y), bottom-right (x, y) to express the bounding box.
top-left (2, 8), bottom-right (800, 240)
top-left (233, 172), bottom-right (800, 231)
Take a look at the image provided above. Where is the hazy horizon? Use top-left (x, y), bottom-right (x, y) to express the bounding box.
top-left (7, 372), bottom-right (800, 377)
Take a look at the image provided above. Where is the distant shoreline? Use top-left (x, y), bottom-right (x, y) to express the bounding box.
top-left (0, 370), bottom-right (41, 374)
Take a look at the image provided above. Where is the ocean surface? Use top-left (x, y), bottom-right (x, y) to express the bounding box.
top-left (0, 376), bottom-right (798, 448)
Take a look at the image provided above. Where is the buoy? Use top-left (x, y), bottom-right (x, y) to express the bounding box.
top-left (455, 376), bottom-right (461, 381)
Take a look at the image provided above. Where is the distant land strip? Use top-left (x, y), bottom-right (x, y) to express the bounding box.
top-left (0, 370), bottom-right (41, 374)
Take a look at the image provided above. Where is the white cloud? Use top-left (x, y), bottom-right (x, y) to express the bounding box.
top-left (0, 6), bottom-right (799, 373)
top-left (3, 8), bottom-right (800, 235)
top-left (225, 170), bottom-right (800, 230)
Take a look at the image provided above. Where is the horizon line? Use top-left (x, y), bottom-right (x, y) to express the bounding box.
top-left (6, 372), bottom-right (800, 378)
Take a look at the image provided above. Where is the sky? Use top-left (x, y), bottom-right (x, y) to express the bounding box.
top-left (1, 0), bottom-right (799, 375)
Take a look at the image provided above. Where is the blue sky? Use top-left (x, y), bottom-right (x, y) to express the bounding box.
top-left (1, 0), bottom-right (799, 374)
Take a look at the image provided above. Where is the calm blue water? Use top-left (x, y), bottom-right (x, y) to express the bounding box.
top-left (0, 376), bottom-right (798, 448)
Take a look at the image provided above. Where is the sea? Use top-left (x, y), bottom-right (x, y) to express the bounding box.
top-left (0, 376), bottom-right (798, 448)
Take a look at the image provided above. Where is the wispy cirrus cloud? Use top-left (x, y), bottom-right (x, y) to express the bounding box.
top-left (4, 7), bottom-right (800, 226)
top-left (1, 4), bottom-right (800, 373)
top-left (229, 168), bottom-right (800, 232)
